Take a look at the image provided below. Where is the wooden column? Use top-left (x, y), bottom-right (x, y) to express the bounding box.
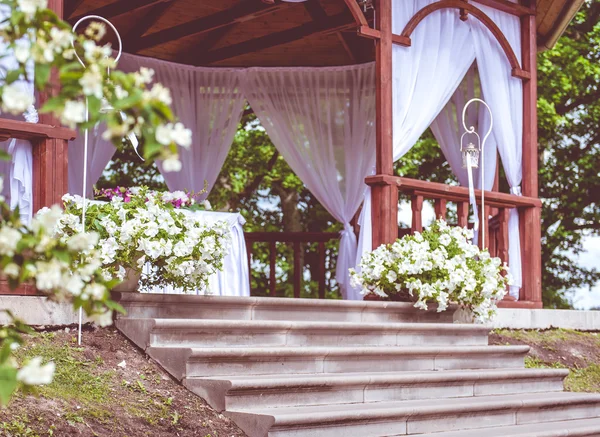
top-left (520, 0), bottom-right (542, 307)
top-left (371, 0), bottom-right (398, 249)
top-left (34, 0), bottom-right (69, 210)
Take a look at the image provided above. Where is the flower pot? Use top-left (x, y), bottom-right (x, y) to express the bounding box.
top-left (363, 290), bottom-right (414, 302)
top-left (112, 268), bottom-right (141, 292)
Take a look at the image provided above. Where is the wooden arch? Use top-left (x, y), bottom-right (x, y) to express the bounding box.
top-left (400, 0), bottom-right (530, 80)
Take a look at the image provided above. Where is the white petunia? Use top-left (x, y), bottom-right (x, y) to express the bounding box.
top-left (17, 357), bottom-right (55, 385)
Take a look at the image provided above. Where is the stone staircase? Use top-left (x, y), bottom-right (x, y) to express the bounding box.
top-left (114, 292), bottom-right (600, 436)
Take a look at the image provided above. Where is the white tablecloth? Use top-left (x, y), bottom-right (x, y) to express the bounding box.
top-left (142, 210), bottom-right (250, 297)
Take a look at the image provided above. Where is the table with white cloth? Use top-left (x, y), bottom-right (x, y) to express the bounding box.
top-left (142, 211), bottom-right (250, 297)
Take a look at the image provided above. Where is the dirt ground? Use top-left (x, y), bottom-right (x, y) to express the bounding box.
top-left (0, 327), bottom-right (246, 437)
top-left (491, 329), bottom-right (600, 392)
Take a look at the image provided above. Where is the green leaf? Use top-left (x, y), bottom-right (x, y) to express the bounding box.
top-left (0, 364), bottom-right (18, 406)
top-left (104, 300), bottom-right (126, 315)
top-left (40, 96), bottom-right (65, 113)
top-left (0, 149), bottom-right (10, 161)
top-left (87, 96), bottom-right (101, 118)
top-left (4, 68), bottom-right (23, 84)
top-left (112, 91), bottom-right (143, 111)
top-left (34, 63), bottom-right (51, 90)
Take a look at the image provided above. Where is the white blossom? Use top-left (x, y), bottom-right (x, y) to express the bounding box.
top-left (18, 357), bottom-right (54, 385)
top-left (61, 100), bottom-right (86, 128)
top-left (2, 83), bottom-right (34, 114)
top-left (162, 156), bottom-right (182, 172)
top-left (17, 0), bottom-right (47, 19)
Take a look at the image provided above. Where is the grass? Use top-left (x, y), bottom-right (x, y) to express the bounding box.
top-left (497, 329), bottom-right (600, 393)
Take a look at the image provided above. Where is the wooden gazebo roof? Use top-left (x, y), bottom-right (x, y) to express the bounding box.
top-left (66, 0), bottom-right (583, 67)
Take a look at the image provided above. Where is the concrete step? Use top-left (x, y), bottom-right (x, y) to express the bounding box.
top-left (419, 417), bottom-right (600, 437)
top-left (225, 392), bottom-right (600, 437)
top-left (184, 368), bottom-right (568, 411)
top-left (117, 318), bottom-right (491, 350)
top-left (114, 292), bottom-right (456, 323)
top-left (147, 345), bottom-right (529, 380)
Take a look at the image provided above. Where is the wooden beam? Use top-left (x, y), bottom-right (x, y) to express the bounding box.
top-left (69, 0), bottom-right (170, 25)
top-left (472, 0), bottom-right (534, 16)
top-left (124, 1), bottom-right (175, 43)
top-left (399, 0), bottom-right (530, 80)
top-left (129, 0), bottom-right (284, 53)
top-left (196, 12), bottom-right (354, 65)
top-left (370, 0), bottom-right (398, 250)
top-left (304, 0), bottom-right (357, 63)
top-left (341, 0), bottom-right (368, 26)
top-left (520, 0), bottom-right (542, 305)
top-left (0, 119), bottom-right (76, 142)
top-left (64, 0), bottom-right (85, 19)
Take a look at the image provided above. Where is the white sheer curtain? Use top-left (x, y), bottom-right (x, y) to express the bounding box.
top-left (430, 65), bottom-right (498, 192)
top-left (243, 64), bottom-right (377, 299)
top-left (0, 4), bottom-right (35, 223)
top-left (356, 0), bottom-right (477, 288)
top-left (68, 123), bottom-right (117, 197)
top-left (471, 3), bottom-right (523, 299)
top-left (118, 54), bottom-right (246, 196)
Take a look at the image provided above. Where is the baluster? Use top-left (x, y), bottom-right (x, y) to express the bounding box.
top-left (434, 198), bottom-right (447, 220)
top-left (457, 201), bottom-right (469, 228)
top-left (269, 241), bottom-right (276, 296)
top-left (293, 241), bottom-right (302, 298)
top-left (411, 195), bottom-right (423, 233)
top-left (318, 241), bottom-right (326, 299)
top-left (497, 208), bottom-right (509, 266)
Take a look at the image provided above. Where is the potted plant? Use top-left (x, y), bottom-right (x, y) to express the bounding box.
top-left (350, 219), bottom-right (510, 323)
top-left (55, 187), bottom-right (231, 293)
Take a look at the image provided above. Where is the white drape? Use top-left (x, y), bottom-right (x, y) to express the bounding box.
top-left (68, 123), bottom-right (117, 197)
top-left (118, 54), bottom-right (246, 196)
top-left (471, 3), bottom-right (523, 298)
top-left (0, 4), bottom-right (35, 223)
top-left (431, 65), bottom-right (498, 192)
top-left (243, 64), bottom-right (377, 299)
top-left (356, 0), bottom-right (477, 289)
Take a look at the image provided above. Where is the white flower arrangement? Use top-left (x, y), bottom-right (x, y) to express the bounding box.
top-left (350, 219), bottom-right (510, 323)
top-left (56, 187), bottom-right (231, 293)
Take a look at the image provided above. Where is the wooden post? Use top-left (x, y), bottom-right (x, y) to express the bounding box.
top-left (34, 0), bottom-right (69, 210)
top-left (371, 0), bottom-right (398, 250)
top-left (434, 198), bottom-right (447, 220)
top-left (269, 241), bottom-right (276, 296)
top-left (411, 195), bottom-right (423, 233)
top-left (520, 0), bottom-right (542, 307)
top-left (318, 241), bottom-right (326, 299)
top-left (457, 201), bottom-right (469, 228)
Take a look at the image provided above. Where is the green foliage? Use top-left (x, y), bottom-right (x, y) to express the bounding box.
top-left (536, 2), bottom-right (600, 307)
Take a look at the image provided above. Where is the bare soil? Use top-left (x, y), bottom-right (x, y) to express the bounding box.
top-left (0, 327), bottom-right (247, 437)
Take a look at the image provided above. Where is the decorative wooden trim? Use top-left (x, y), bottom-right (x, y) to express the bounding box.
top-left (497, 299), bottom-right (543, 309)
top-left (64, 0), bottom-right (85, 19)
top-left (411, 194), bottom-right (424, 233)
top-left (399, 0), bottom-right (530, 80)
top-left (130, 0), bottom-right (284, 53)
top-left (342, 0), bottom-right (369, 26)
top-left (124, 1), bottom-right (176, 42)
top-left (0, 119), bottom-right (75, 142)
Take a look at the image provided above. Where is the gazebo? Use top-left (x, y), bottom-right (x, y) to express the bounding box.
top-left (0, 0), bottom-right (583, 308)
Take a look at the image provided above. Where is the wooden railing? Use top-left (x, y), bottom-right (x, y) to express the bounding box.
top-left (244, 232), bottom-right (339, 299)
top-left (367, 176), bottom-right (543, 308)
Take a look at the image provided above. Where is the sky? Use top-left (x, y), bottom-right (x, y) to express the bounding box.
top-left (571, 236), bottom-right (600, 310)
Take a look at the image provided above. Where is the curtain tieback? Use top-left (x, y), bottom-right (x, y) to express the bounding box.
top-left (510, 186), bottom-right (522, 196)
top-left (341, 222), bottom-right (355, 238)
